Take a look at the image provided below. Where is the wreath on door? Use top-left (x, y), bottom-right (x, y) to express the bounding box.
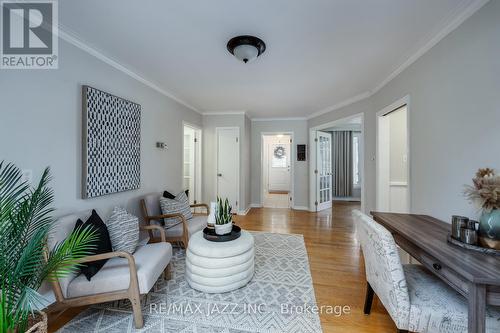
top-left (274, 145), bottom-right (286, 159)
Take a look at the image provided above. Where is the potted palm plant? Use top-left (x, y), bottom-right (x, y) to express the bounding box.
top-left (0, 162), bottom-right (96, 333)
top-left (214, 197), bottom-right (233, 235)
top-left (465, 168), bottom-right (500, 249)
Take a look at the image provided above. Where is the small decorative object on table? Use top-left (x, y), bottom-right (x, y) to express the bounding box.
top-left (203, 225), bottom-right (241, 242)
top-left (451, 215), bottom-right (469, 240)
top-left (464, 168), bottom-right (500, 249)
top-left (214, 197), bottom-right (233, 235)
top-left (206, 202), bottom-right (217, 229)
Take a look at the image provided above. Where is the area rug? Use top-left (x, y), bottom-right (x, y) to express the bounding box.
top-left (57, 232), bottom-right (322, 333)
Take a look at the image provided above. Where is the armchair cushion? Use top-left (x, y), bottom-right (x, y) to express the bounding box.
top-left (66, 242), bottom-right (172, 298)
top-left (105, 207), bottom-right (139, 254)
top-left (164, 215), bottom-right (207, 238)
top-left (160, 191), bottom-right (193, 227)
top-left (73, 210), bottom-right (112, 281)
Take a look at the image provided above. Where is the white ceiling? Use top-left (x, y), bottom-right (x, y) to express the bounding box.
top-left (59, 0), bottom-right (482, 118)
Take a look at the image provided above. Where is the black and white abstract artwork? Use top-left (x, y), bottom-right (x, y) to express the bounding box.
top-left (82, 86), bottom-right (141, 199)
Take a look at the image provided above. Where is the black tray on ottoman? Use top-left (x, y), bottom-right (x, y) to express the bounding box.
top-left (203, 225), bottom-right (241, 242)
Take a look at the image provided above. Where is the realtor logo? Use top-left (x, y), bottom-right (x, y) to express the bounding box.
top-left (1, 0), bottom-right (58, 69)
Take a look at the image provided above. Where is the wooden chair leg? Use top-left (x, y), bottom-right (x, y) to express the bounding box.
top-left (130, 292), bottom-right (144, 328)
top-left (364, 282), bottom-right (375, 315)
top-left (163, 263), bottom-right (172, 280)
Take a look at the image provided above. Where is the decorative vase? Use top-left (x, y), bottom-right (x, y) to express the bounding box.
top-left (478, 209), bottom-right (500, 250)
top-left (215, 222), bottom-right (233, 235)
top-left (207, 202), bottom-right (217, 229)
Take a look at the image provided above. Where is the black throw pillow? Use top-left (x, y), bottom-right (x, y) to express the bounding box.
top-left (163, 189), bottom-right (189, 199)
top-left (73, 209), bottom-right (112, 281)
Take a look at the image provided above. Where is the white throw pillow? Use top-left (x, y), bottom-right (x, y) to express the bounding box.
top-left (106, 207), bottom-right (139, 254)
top-left (159, 191), bottom-right (193, 228)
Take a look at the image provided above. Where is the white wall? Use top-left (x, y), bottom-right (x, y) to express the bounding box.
top-left (309, 0), bottom-right (500, 221)
top-left (0, 39), bottom-right (202, 220)
top-left (202, 114), bottom-right (250, 213)
top-left (250, 119), bottom-right (309, 208)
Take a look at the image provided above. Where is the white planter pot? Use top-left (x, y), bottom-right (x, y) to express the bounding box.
top-left (215, 223), bottom-right (233, 235)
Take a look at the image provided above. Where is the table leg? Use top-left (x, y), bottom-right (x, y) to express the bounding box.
top-left (468, 283), bottom-right (486, 333)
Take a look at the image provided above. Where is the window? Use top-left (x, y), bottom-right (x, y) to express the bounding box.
top-left (352, 134), bottom-right (360, 187)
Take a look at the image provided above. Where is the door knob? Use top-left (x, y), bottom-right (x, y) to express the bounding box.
top-left (217, 173), bottom-right (222, 177)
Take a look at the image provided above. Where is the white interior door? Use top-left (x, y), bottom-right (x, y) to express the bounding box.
top-left (268, 140), bottom-right (290, 192)
top-left (316, 131), bottom-right (332, 211)
top-left (217, 128), bottom-right (239, 211)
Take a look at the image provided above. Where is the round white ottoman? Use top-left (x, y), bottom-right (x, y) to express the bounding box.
top-left (185, 230), bottom-right (254, 293)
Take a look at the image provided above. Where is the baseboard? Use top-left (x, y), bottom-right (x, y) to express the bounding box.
top-left (292, 205), bottom-right (309, 211)
top-left (250, 203), bottom-right (262, 208)
top-left (332, 197), bottom-right (361, 202)
top-left (237, 206), bottom-right (251, 215)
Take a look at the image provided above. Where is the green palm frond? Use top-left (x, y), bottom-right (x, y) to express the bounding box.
top-left (0, 162), bottom-right (96, 332)
top-left (44, 224), bottom-right (98, 280)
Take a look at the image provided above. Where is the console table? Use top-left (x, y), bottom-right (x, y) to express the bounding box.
top-left (371, 212), bottom-right (500, 333)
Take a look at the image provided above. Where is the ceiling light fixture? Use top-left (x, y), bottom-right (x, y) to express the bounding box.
top-left (227, 35), bottom-right (266, 63)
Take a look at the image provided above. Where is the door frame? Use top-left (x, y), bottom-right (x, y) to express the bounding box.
top-left (215, 126), bottom-right (240, 212)
top-left (309, 113), bottom-right (365, 212)
top-left (260, 132), bottom-right (295, 209)
top-left (182, 122), bottom-right (202, 205)
top-left (375, 95), bottom-right (411, 213)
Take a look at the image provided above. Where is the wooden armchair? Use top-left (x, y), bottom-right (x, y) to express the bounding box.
top-left (140, 193), bottom-right (209, 248)
top-left (46, 211), bottom-right (172, 329)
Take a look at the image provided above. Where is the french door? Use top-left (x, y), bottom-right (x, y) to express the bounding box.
top-left (316, 131), bottom-right (332, 211)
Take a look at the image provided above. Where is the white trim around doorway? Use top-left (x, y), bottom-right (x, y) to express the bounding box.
top-left (182, 121), bottom-right (203, 207)
top-left (375, 95), bottom-right (411, 213)
top-left (260, 132), bottom-right (295, 209)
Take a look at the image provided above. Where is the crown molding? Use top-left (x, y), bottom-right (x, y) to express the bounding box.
top-left (251, 117), bottom-right (307, 122)
top-left (307, 0), bottom-right (489, 121)
top-left (202, 111), bottom-right (247, 116)
top-left (370, 0), bottom-right (490, 95)
top-left (306, 91), bottom-right (371, 120)
top-left (58, 24), bottom-right (200, 113)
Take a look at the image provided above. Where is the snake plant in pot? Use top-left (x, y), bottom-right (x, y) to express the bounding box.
top-left (214, 197), bottom-right (233, 235)
top-left (0, 162), bottom-right (96, 333)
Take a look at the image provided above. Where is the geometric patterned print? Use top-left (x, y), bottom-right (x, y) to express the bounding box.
top-left (160, 192), bottom-right (193, 228)
top-left (57, 232), bottom-right (323, 333)
top-left (105, 207), bottom-right (140, 254)
top-left (82, 86), bottom-right (141, 198)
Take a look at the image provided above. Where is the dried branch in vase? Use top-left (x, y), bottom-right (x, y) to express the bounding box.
top-left (464, 168), bottom-right (500, 212)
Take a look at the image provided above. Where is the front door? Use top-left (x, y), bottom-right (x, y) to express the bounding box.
top-left (316, 131), bottom-right (332, 211)
top-left (268, 138), bottom-right (291, 193)
top-left (216, 128), bottom-right (239, 211)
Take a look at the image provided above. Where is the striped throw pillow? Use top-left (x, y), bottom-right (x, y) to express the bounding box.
top-left (159, 191), bottom-right (193, 228)
top-left (106, 207), bottom-right (140, 254)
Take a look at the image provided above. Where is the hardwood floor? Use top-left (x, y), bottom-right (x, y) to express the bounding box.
top-left (48, 202), bottom-right (396, 332)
